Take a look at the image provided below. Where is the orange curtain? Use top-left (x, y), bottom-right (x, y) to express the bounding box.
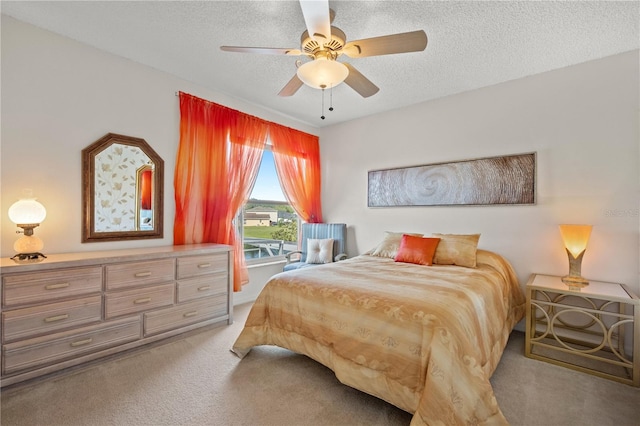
top-left (269, 123), bottom-right (323, 223)
top-left (140, 170), bottom-right (152, 210)
top-left (174, 92), bottom-right (267, 291)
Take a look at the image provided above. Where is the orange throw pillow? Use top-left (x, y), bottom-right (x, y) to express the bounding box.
top-left (394, 235), bottom-right (441, 266)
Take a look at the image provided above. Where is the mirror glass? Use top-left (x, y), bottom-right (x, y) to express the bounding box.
top-left (82, 133), bottom-right (164, 242)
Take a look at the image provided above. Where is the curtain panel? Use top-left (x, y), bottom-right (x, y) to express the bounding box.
top-left (175, 92), bottom-right (267, 291)
top-left (174, 92), bottom-right (322, 291)
top-left (269, 123), bottom-right (323, 224)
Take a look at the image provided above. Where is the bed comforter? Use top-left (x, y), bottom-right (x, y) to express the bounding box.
top-left (232, 249), bottom-right (526, 425)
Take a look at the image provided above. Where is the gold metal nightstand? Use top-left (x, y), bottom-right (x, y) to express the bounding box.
top-left (525, 273), bottom-right (639, 387)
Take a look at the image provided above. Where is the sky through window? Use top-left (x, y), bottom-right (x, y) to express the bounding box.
top-left (250, 150), bottom-right (286, 202)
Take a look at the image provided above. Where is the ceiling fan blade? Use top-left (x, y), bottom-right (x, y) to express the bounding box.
top-left (220, 46), bottom-right (302, 56)
top-left (278, 74), bottom-right (304, 97)
top-left (343, 63), bottom-right (379, 98)
top-left (341, 30), bottom-right (428, 58)
top-left (299, 0), bottom-right (331, 43)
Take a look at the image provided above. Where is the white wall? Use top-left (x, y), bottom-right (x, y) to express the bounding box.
top-left (3, 16), bottom-right (639, 305)
top-left (319, 50), bottom-right (640, 297)
top-left (234, 262), bottom-right (287, 306)
top-left (0, 16), bottom-right (317, 260)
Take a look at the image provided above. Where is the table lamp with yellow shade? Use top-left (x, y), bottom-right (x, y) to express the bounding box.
top-left (558, 224), bottom-right (592, 288)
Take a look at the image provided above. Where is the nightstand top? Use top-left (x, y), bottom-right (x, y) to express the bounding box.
top-left (527, 273), bottom-right (639, 303)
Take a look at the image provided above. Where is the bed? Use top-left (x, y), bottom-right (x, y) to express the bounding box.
top-left (232, 234), bottom-right (526, 425)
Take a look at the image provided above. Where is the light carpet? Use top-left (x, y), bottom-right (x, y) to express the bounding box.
top-left (1, 302), bottom-right (639, 426)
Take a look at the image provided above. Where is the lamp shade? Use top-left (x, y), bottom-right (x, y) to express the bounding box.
top-left (559, 224), bottom-right (592, 257)
top-left (296, 59), bottom-right (349, 89)
top-left (8, 198), bottom-right (47, 225)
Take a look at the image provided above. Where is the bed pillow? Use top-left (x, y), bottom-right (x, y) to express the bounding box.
top-left (394, 235), bottom-right (441, 266)
top-left (306, 238), bottom-right (334, 264)
top-left (432, 233), bottom-right (481, 268)
top-left (370, 231), bottom-right (424, 259)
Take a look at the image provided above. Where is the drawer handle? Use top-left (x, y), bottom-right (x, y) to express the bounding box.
top-left (197, 286), bottom-right (211, 292)
top-left (70, 338), bottom-right (93, 347)
top-left (134, 297), bottom-right (152, 304)
top-left (45, 282), bottom-right (70, 290)
top-left (44, 314), bottom-right (69, 323)
top-left (197, 263), bottom-right (211, 269)
top-left (134, 271), bottom-right (152, 278)
top-left (183, 311), bottom-right (198, 318)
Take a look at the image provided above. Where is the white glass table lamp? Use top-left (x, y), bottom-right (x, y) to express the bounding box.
top-left (8, 192), bottom-right (47, 261)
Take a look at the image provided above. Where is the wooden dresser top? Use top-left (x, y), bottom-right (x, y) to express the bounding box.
top-left (0, 244), bottom-right (232, 274)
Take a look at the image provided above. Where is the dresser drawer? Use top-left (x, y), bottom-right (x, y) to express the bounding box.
top-left (105, 283), bottom-right (175, 319)
top-left (2, 267), bottom-right (102, 307)
top-left (177, 254), bottom-right (228, 279)
top-left (2, 316), bottom-right (141, 375)
top-left (105, 259), bottom-right (175, 290)
top-left (177, 272), bottom-right (228, 303)
top-left (3, 295), bottom-right (102, 343)
top-left (143, 295), bottom-right (228, 336)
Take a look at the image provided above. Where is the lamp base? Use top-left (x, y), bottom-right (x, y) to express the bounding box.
top-left (561, 274), bottom-right (589, 290)
top-left (562, 248), bottom-right (589, 289)
top-left (11, 252), bottom-right (47, 263)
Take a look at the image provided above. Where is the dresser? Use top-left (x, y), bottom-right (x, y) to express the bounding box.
top-left (0, 244), bottom-right (233, 387)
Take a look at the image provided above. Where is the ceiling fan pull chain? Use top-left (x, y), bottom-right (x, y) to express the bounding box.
top-left (321, 86), bottom-right (326, 120)
top-left (329, 85), bottom-right (334, 112)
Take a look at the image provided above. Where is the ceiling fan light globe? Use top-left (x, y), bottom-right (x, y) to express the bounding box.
top-left (296, 59), bottom-right (349, 89)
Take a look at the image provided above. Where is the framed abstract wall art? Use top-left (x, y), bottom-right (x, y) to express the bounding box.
top-left (367, 152), bottom-right (536, 207)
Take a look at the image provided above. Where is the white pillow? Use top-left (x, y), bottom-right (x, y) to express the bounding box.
top-left (306, 238), bottom-right (334, 264)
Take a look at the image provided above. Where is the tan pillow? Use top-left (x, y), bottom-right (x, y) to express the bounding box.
top-left (432, 233), bottom-right (481, 268)
top-left (370, 231), bottom-right (423, 259)
top-left (306, 238), bottom-right (334, 264)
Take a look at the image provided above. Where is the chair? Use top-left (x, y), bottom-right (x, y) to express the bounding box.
top-left (284, 223), bottom-right (347, 271)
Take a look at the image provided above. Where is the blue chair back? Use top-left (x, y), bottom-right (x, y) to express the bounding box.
top-left (300, 223), bottom-right (347, 263)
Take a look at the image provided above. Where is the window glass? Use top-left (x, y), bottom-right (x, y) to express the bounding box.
top-left (239, 148), bottom-right (298, 262)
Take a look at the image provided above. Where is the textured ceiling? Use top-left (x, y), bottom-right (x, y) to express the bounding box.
top-left (2, 1), bottom-right (638, 128)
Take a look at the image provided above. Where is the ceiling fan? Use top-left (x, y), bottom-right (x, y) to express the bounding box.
top-left (220, 0), bottom-right (428, 98)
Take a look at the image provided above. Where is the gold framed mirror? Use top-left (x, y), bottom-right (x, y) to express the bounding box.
top-left (82, 133), bottom-right (164, 242)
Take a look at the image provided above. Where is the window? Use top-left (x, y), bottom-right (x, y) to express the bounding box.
top-left (237, 148), bottom-right (298, 263)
